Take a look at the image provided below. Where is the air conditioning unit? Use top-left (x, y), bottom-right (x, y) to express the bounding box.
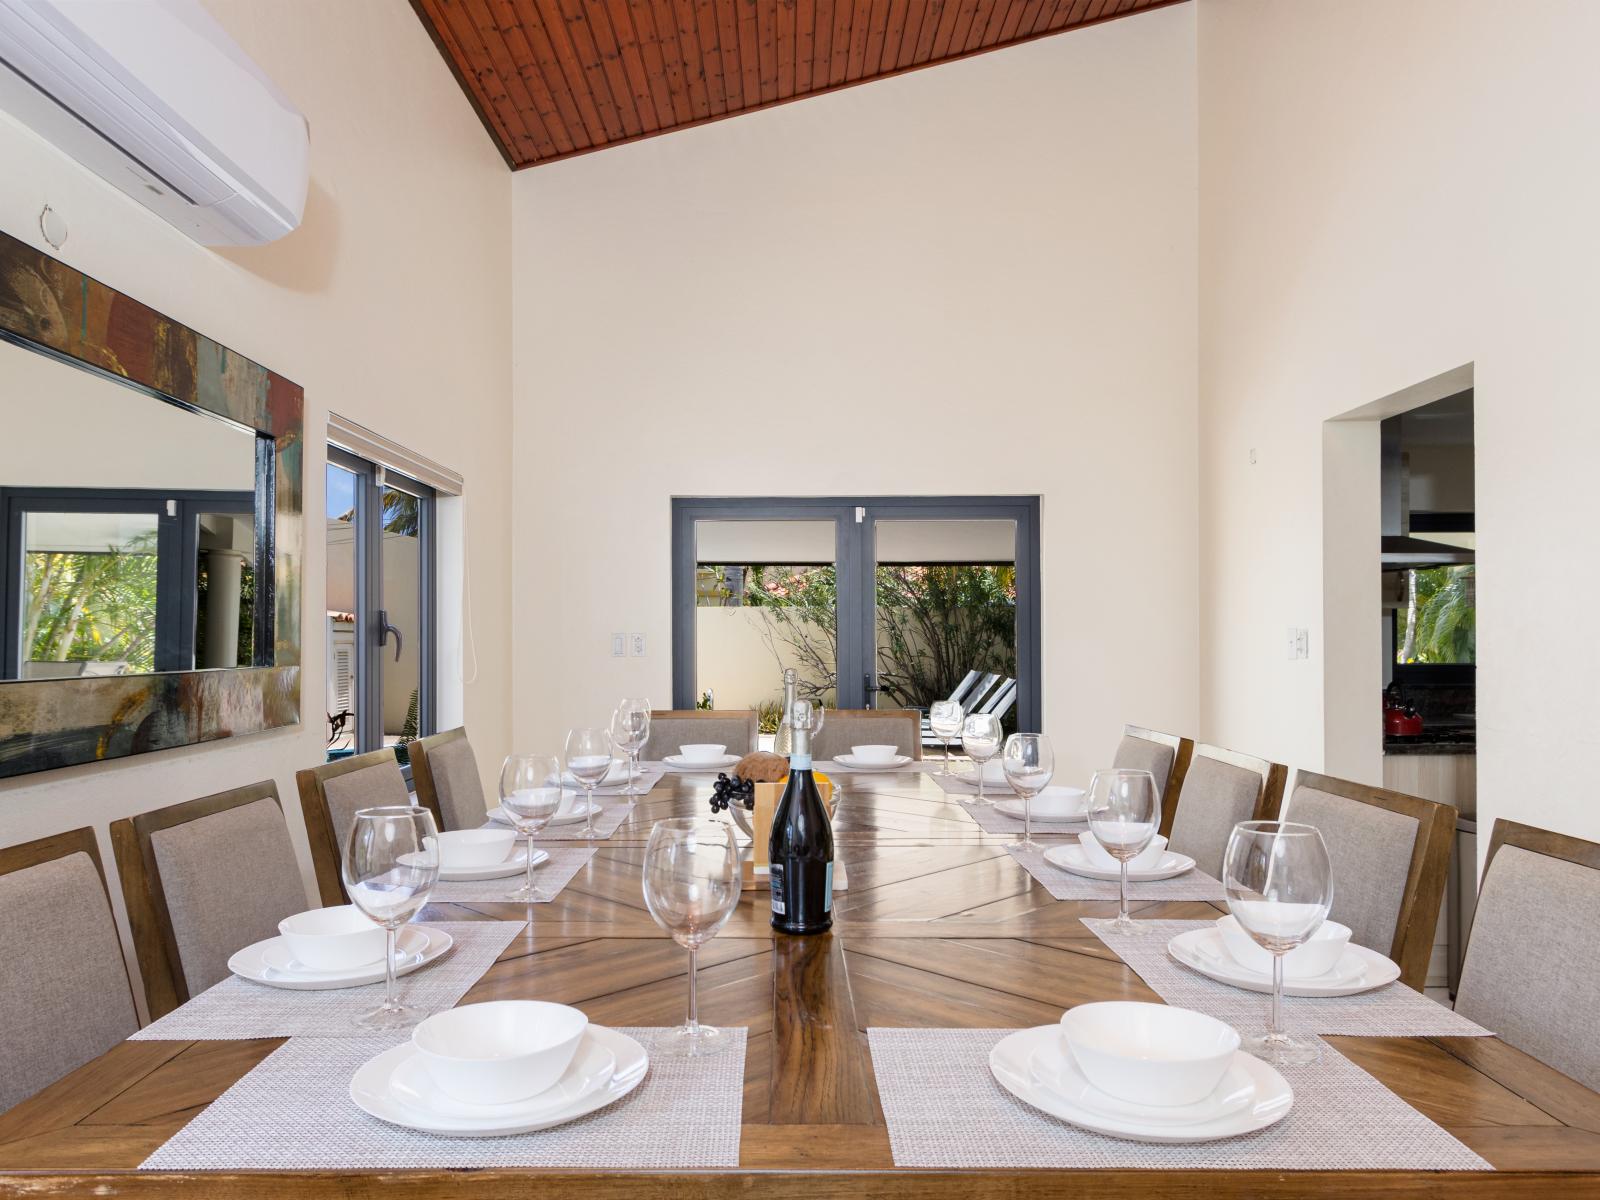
top-left (0, 0), bottom-right (309, 246)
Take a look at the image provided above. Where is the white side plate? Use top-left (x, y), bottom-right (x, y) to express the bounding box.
top-left (439, 845), bottom-right (550, 882)
top-left (1042, 843), bottom-right (1196, 882)
top-left (833, 754), bottom-right (913, 770)
top-left (230, 925), bottom-right (453, 991)
top-left (1168, 928), bottom-right (1402, 997)
top-left (662, 754), bottom-right (742, 771)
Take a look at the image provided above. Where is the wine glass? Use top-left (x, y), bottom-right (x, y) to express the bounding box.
top-left (611, 698), bottom-right (651, 795)
top-left (1223, 820), bottom-right (1333, 1066)
top-left (929, 701), bottom-right (964, 776)
top-left (564, 727), bottom-right (613, 837)
top-left (1086, 768), bottom-right (1159, 936)
top-left (343, 806), bottom-right (439, 1030)
top-left (961, 713), bottom-right (1003, 802)
top-left (498, 753), bottom-right (563, 901)
top-left (1002, 733), bottom-right (1054, 848)
top-left (640, 818), bottom-right (742, 1057)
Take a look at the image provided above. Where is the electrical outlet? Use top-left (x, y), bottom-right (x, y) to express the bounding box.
top-left (1285, 627), bottom-right (1309, 660)
top-left (629, 633), bottom-right (646, 658)
top-left (610, 633), bottom-right (625, 658)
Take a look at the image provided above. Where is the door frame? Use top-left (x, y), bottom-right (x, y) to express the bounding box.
top-left (670, 495), bottom-right (1041, 730)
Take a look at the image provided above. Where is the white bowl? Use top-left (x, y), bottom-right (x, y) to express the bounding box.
top-left (1059, 1001), bottom-right (1240, 1108)
top-left (413, 1000), bottom-right (589, 1105)
top-left (277, 905), bottom-right (387, 971)
top-left (970, 758), bottom-right (1008, 783)
top-left (1022, 786), bottom-right (1087, 820)
top-left (1077, 831), bottom-right (1168, 872)
top-left (1216, 914), bottom-right (1352, 979)
top-left (429, 828), bottom-right (516, 870)
top-left (678, 743), bottom-right (727, 763)
top-left (850, 744), bottom-right (899, 763)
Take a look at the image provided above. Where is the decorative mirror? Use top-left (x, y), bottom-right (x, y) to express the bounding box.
top-left (0, 229), bottom-right (302, 778)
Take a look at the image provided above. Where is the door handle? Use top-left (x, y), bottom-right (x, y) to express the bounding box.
top-left (864, 672), bottom-right (881, 708)
top-left (378, 609), bottom-right (403, 663)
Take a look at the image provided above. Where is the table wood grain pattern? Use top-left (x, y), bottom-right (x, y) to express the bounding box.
top-left (3, 771), bottom-right (1599, 1197)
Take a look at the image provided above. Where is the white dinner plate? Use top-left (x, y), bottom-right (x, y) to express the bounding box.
top-left (663, 753), bottom-right (742, 771)
top-left (833, 753), bottom-right (913, 770)
top-left (350, 1025), bottom-right (648, 1136)
top-left (1029, 1046), bottom-right (1257, 1127)
top-left (230, 925), bottom-right (453, 990)
top-left (388, 1035), bottom-right (616, 1122)
top-left (995, 787), bottom-right (1088, 822)
top-left (486, 801), bottom-right (602, 828)
top-left (439, 844), bottom-right (549, 882)
top-left (989, 1025), bottom-right (1292, 1143)
top-left (560, 762), bottom-right (629, 788)
top-left (1043, 842), bottom-right (1195, 882)
top-left (1168, 927), bottom-right (1402, 997)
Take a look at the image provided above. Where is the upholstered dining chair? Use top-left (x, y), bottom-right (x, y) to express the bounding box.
top-left (640, 710), bottom-right (758, 762)
top-left (0, 829), bottom-right (140, 1113)
top-left (1112, 725), bottom-right (1194, 802)
top-left (1162, 743), bottom-right (1288, 876)
top-left (812, 709), bottom-right (922, 762)
top-left (1283, 770), bottom-right (1454, 990)
top-left (1454, 820), bottom-right (1600, 1091)
top-left (296, 748), bottom-right (424, 906)
top-left (410, 727), bottom-right (492, 832)
top-left (111, 781), bottom-right (310, 1018)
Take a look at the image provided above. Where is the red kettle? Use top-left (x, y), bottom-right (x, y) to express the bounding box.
top-left (1383, 686), bottom-right (1423, 737)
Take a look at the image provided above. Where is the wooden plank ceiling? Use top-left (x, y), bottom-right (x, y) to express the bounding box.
top-left (412, 0), bottom-right (1184, 169)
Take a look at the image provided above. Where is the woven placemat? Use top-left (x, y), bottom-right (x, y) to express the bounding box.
top-left (868, 1027), bottom-right (1489, 1170)
top-left (584, 761), bottom-right (668, 796)
top-left (535, 800), bottom-right (637, 842)
top-left (430, 848), bottom-right (595, 904)
top-left (140, 1025), bottom-right (745, 1170)
top-left (1009, 846), bottom-right (1227, 902)
top-left (132, 921), bottom-right (525, 1041)
top-left (962, 799), bottom-right (1086, 836)
top-left (1084, 918), bottom-right (1492, 1038)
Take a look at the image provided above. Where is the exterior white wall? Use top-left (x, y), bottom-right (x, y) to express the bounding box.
top-left (1197, 0), bottom-right (1600, 862)
top-left (0, 0), bottom-right (512, 998)
top-left (510, 5), bottom-right (1201, 788)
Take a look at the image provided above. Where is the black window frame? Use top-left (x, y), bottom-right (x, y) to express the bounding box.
top-left (0, 486), bottom-right (257, 677)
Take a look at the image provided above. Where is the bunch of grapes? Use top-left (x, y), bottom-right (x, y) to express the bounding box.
top-left (709, 772), bottom-right (756, 815)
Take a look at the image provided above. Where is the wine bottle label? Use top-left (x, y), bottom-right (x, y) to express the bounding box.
top-left (791, 752), bottom-right (812, 769)
top-left (769, 863), bottom-right (786, 916)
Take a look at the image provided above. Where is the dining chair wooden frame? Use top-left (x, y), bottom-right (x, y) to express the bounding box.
top-left (109, 780), bottom-right (291, 1020)
top-left (818, 708), bottom-right (925, 761)
top-left (1159, 742), bottom-right (1287, 838)
top-left (1290, 769), bottom-right (1455, 990)
top-left (0, 827), bottom-right (140, 1019)
top-left (408, 726), bottom-right (474, 832)
top-left (1120, 724), bottom-right (1194, 807)
top-left (1468, 819), bottom-right (1600, 946)
top-left (295, 748), bottom-right (437, 907)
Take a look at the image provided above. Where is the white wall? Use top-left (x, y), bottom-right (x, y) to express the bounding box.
top-left (0, 0), bottom-right (512, 1005)
top-left (1197, 0), bottom-right (1600, 860)
top-left (510, 4), bottom-right (1200, 787)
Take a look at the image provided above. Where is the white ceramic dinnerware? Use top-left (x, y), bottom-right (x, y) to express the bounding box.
top-left (277, 904), bottom-right (387, 970)
top-left (994, 785), bottom-right (1086, 822)
top-left (664, 750), bottom-right (741, 770)
top-left (559, 759), bottom-right (628, 788)
top-left (1167, 925), bottom-right (1402, 997)
top-left (429, 842), bottom-right (548, 883)
top-left (351, 1024), bottom-right (649, 1137)
top-left (499, 753), bottom-right (564, 901)
top-left (988, 1024), bottom-right (1293, 1144)
top-left (961, 757), bottom-right (1010, 786)
top-left (413, 1000), bottom-right (588, 1104)
top-left (429, 828), bottom-right (517, 871)
top-left (834, 751), bottom-right (912, 770)
top-left (1044, 841), bottom-right (1195, 882)
top-left (1060, 1001), bottom-right (1239, 1107)
top-left (850, 744), bottom-right (898, 764)
top-left (230, 925), bottom-right (454, 991)
top-left (679, 743), bottom-right (726, 763)
top-left (1078, 831), bottom-right (1170, 872)
top-left (343, 806), bottom-right (440, 1030)
top-left (1216, 914), bottom-right (1351, 979)
top-left (1222, 820), bottom-right (1335, 1066)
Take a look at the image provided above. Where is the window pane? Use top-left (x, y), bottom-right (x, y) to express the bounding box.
top-left (380, 485), bottom-right (423, 761)
top-left (325, 464), bottom-right (359, 758)
top-left (20, 512), bottom-right (159, 678)
top-left (1396, 565), bottom-right (1476, 665)
top-left (194, 512), bottom-right (254, 669)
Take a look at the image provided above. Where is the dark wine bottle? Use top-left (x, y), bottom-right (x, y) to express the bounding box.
top-left (769, 698), bottom-right (833, 934)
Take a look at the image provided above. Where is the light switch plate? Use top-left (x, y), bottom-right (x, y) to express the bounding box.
top-left (1285, 627), bottom-right (1309, 660)
top-left (610, 633), bottom-right (626, 658)
top-left (629, 633), bottom-right (646, 658)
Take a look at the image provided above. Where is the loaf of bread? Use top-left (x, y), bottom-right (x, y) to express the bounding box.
top-left (733, 751), bottom-right (788, 783)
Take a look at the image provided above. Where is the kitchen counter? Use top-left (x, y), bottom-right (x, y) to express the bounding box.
top-left (1384, 737), bottom-right (1476, 756)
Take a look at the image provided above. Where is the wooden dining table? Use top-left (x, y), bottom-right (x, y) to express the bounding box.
top-left (2, 767), bottom-right (1598, 1197)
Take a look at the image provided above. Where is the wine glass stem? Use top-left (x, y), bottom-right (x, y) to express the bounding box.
top-left (383, 925), bottom-right (398, 1010)
top-left (1119, 860), bottom-right (1130, 926)
top-left (1024, 794), bottom-right (1031, 843)
top-left (977, 767), bottom-right (985, 802)
top-left (629, 749), bottom-right (639, 794)
top-left (686, 944), bottom-right (699, 1033)
top-left (585, 786), bottom-right (596, 836)
top-left (1270, 953), bottom-right (1284, 1040)
top-left (525, 832), bottom-right (537, 897)
top-left (943, 740), bottom-right (951, 774)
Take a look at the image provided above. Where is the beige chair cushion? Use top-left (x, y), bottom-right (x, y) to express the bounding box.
top-left (642, 716), bottom-right (755, 762)
top-left (150, 798), bottom-right (309, 998)
top-left (425, 736), bottom-right (489, 831)
top-left (1168, 756), bottom-right (1262, 878)
top-left (0, 852), bottom-right (138, 1113)
top-left (1286, 785), bottom-right (1417, 957)
top-left (813, 713), bottom-right (918, 762)
top-left (1456, 845), bottom-right (1600, 1091)
top-left (1112, 734), bottom-right (1176, 797)
top-left (322, 759), bottom-right (413, 859)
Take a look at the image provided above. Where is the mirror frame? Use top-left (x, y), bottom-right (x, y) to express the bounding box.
top-left (0, 229), bottom-right (303, 779)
